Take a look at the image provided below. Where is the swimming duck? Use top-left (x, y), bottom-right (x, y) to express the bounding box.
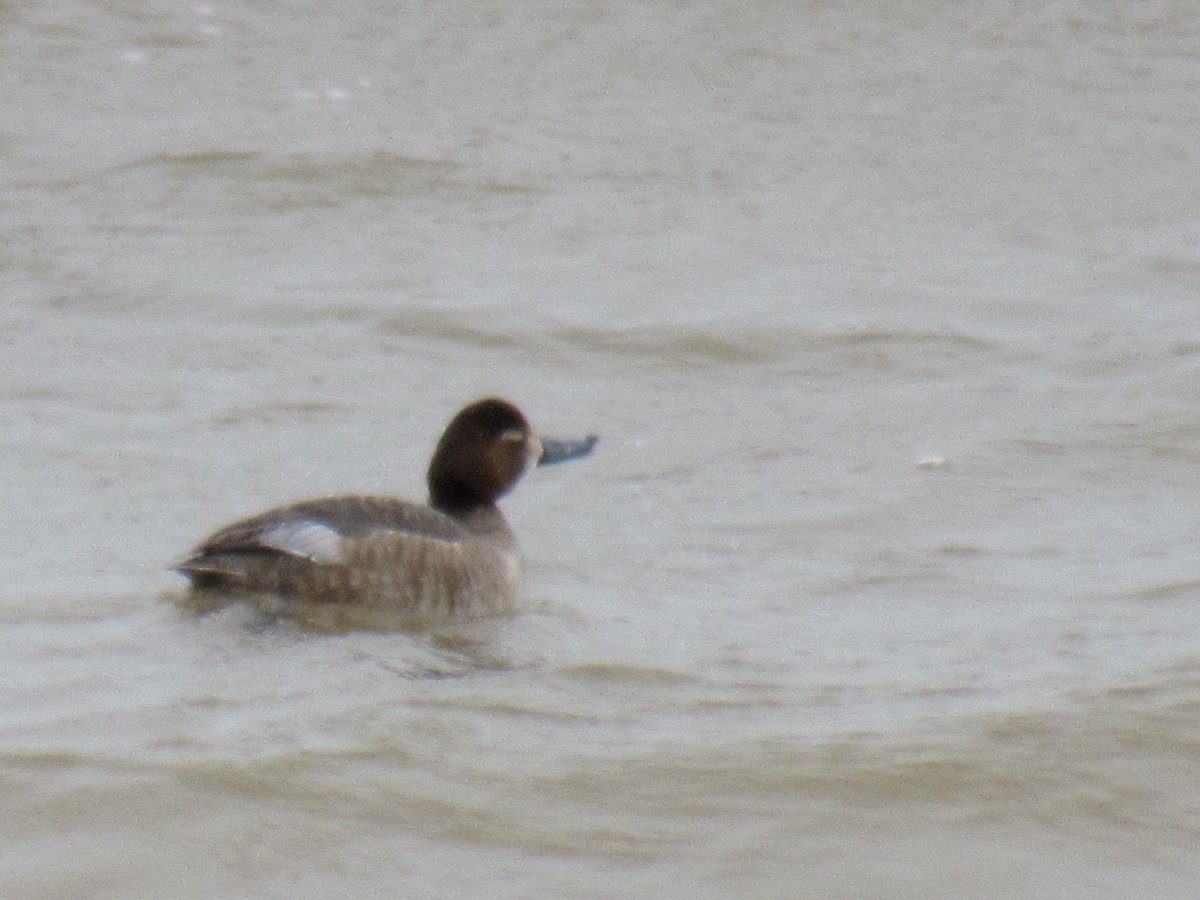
top-left (174, 397), bottom-right (596, 621)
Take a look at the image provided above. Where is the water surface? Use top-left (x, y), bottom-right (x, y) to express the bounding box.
top-left (3, 2), bottom-right (1200, 897)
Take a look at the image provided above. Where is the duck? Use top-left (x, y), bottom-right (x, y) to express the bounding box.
top-left (173, 397), bottom-right (596, 623)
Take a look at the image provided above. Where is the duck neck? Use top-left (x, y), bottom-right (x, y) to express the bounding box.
top-left (428, 477), bottom-right (482, 518)
top-left (429, 491), bottom-right (513, 542)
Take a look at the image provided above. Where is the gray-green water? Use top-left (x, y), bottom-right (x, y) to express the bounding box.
top-left (4, 2), bottom-right (1200, 897)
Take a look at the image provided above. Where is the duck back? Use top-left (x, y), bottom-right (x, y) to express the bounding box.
top-left (175, 495), bottom-right (522, 617)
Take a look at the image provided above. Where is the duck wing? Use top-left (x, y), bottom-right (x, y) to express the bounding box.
top-left (174, 495), bottom-right (467, 582)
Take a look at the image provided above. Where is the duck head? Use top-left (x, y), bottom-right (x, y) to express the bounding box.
top-left (428, 397), bottom-right (597, 513)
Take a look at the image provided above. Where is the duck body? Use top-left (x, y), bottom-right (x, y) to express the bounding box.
top-left (175, 494), bottom-right (523, 617)
top-left (174, 398), bottom-right (596, 621)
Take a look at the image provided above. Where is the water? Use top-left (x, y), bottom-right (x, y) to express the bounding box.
top-left (4, 1), bottom-right (1200, 896)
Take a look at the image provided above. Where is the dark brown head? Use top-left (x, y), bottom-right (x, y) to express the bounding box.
top-left (427, 397), bottom-right (597, 515)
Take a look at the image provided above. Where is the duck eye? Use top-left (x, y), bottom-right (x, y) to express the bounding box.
top-left (498, 428), bottom-right (526, 444)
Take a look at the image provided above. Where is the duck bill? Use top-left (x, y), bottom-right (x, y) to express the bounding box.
top-left (537, 434), bottom-right (599, 466)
